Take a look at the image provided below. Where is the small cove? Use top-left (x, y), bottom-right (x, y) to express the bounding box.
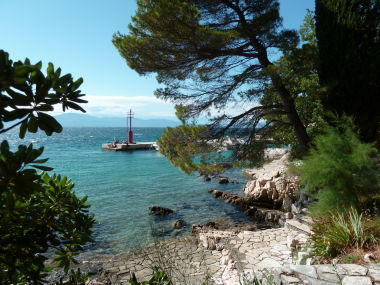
top-left (3, 127), bottom-right (251, 254)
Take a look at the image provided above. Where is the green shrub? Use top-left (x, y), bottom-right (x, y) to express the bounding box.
top-left (239, 271), bottom-right (274, 285)
top-left (129, 267), bottom-right (173, 285)
top-left (0, 50), bottom-right (94, 284)
top-left (311, 208), bottom-right (378, 259)
top-left (340, 255), bottom-right (361, 264)
top-left (296, 117), bottom-right (379, 215)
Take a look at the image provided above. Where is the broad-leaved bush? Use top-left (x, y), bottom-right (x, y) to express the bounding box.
top-left (0, 50), bottom-right (94, 284)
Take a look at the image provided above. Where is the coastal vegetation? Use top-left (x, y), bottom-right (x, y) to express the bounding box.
top-left (113, 0), bottom-right (317, 159)
top-left (0, 50), bottom-right (94, 284)
top-left (296, 0), bottom-right (380, 261)
top-left (311, 208), bottom-right (380, 261)
top-left (114, 0), bottom-right (379, 195)
top-left (0, 0), bottom-right (379, 284)
top-left (295, 117), bottom-right (379, 216)
top-left (114, 0), bottom-right (379, 280)
top-left (315, 0), bottom-right (380, 145)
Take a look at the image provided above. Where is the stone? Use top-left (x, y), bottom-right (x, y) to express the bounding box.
top-left (342, 276), bottom-right (372, 285)
top-left (199, 234), bottom-right (221, 250)
top-left (220, 255), bottom-right (234, 266)
top-left (285, 212), bottom-right (294, 219)
top-left (280, 274), bottom-right (301, 284)
top-left (202, 175), bottom-right (211, 181)
top-left (289, 265), bottom-right (318, 279)
top-left (298, 275), bottom-right (337, 285)
top-left (282, 195), bottom-right (293, 212)
top-left (148, 205), bottom-right (174, 216)
top-left (285, 219), bottom-right (313, 235)
top-left (172, 219), bottom-right (185, 228)
top-left (243, 154), bottom-right (299, 208)
top-left (87, 277), bottom-right (112, 285)
top-left (219, 177), bottom-right (229, 184)
top-left (291, 204), bottom-right (302, 215)
top-left (364, 253), bottom-right (375, 263)
top-left (370, 273), bottom-right (380, 282)
top-left (369, 264), bottom-right (380, 274)
top-left (336, 264), bottom-right (368, 276)
top-left (134, 268), bottom-right (153, 282)
top-left (315, 265), bottom-right (341, 283)
top-left (215, 243), bottom-right (224, 251)
top-left (255, 257), bottom-right (282, 269)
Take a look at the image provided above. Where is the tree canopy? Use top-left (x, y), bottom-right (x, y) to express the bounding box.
top-left (113, 0), bottom-right (312, 154)
top-left (0, 50), bottom-right (94, 284)
top-left (315, 0), bottom-right (380, 145)
top-left (296, 116), bottom-right (380, 216)
top-left (261, 10), bottom-right (325, 154)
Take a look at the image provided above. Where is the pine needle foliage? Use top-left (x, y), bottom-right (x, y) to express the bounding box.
top-left (113, 0), bottom-right (312, 154)
top-left (157, 125), bottom-right (225, 175)
top-left (296, 117), bottom-right (380, 216)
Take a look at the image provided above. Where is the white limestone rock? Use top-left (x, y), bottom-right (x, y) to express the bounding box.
top-left (364, 253), bottom-right (375, 263)
top-left (342, 276), bottom-right (372, 285)
top-left (243, 151), bottom-right (299, 205)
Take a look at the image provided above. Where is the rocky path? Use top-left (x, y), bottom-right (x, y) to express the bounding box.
top-left (85, 217), bottom-right (310, 285)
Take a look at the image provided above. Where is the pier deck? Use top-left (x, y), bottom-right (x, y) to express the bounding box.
top-left (102, 142), bottom-right (155, 151)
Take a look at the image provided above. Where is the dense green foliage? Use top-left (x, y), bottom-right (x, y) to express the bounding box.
top-left (315, 0), bottom-right (380, 144)
top-left (311, 208), bottom-right (379, 259)
top-left (0, 50), bottom-right (94, 284)
top-left (157, 124), bottom-right (227, 174)
top-left (296, 117), bottom-right (380, 216)
top-left (156, 10), bottom-right (325, 172)
top-left (114, 0), bottom-right (311, 155)
top-left (0, 50), bottom-right (86, 138)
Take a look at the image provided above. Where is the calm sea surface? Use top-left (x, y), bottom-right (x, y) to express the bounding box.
top-left (2, 127), bottom-right (249, 254)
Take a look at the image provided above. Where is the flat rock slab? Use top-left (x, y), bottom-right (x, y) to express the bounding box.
top-left (84, 223), bottom-right (311, 285)
top-left (342, 276), bottom-right (372, 285)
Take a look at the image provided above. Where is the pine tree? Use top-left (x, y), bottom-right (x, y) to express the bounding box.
top-left (315, 0), bottom-right (380, 145)
top-left (113, 0), bottom-right (311, 154)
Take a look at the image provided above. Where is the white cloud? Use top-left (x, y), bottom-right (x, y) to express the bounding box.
top-left (50, 94), bottom-right (259, 121)
top-left (51, 95), bottom-right (177, 119)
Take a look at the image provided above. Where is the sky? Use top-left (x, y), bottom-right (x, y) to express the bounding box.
top-left (0, 0), bottom-right (315, 119)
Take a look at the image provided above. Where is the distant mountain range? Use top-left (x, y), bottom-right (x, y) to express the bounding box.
top-left (54, 113), bottom-right (180, 127)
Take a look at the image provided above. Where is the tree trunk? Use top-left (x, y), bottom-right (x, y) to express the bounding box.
top-left (270, 73), bottom-right (311, 154)
top-left (253, 40), bottom-right (310, 154)
top-left (228, 2), bottom-right (311, 154)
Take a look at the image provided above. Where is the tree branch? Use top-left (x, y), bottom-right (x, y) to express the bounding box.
top-left (0, 115), bottom-right (30, 135)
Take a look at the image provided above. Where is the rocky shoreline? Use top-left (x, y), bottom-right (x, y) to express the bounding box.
top-left (46, 148), bottom-right (380, 284)
top-left (48, 214), bottom-right (380, 285)
top-left (48, 149), bottom-right (305, 284)
top-left (47, 215), bottom-right (312, 285)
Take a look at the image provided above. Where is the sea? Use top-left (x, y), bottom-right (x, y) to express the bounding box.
top-left (3, 127), bottom-right (250, 254)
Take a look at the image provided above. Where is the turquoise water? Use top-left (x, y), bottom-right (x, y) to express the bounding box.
top-left (2, 127), bottom-right (249, 254)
